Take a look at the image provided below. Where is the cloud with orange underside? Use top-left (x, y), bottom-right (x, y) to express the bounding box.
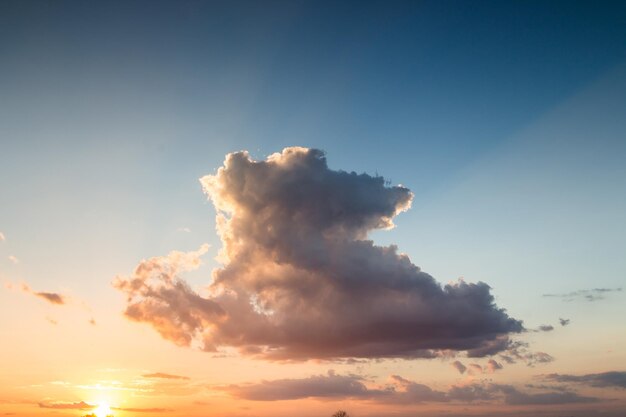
top-left (114, 147), bottom-right (524, 361)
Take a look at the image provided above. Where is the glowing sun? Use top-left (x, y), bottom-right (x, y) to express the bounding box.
top-left (93, 402), bottom-right (112, 417)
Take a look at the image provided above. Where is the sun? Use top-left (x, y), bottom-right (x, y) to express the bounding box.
top-left (93, 402), bottom-right (112, 417)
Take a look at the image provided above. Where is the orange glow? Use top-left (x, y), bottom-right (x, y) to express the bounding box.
top-left (93, 402), bottom-right (112, 417)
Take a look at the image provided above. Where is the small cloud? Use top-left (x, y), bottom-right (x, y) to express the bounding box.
top-left (451, 360), bottom-right (466, 374)
top-left (452, 359), bottom-right (501, 375)
top-left (388, 374), bottom-right (412, 387)
top-left (538, 325), bottom-right (554, 332)
top-left (525, 352), bottom-right (554, 367)
top-left (46, 317), bottom-right (58, 325)
top-left (0, 232), bottom-right (5, 241)
top-left (486, 359), bottom-right (503, 373)
top-left (559, 318), bottom-right (570, 326)
top-left (89, 318), bottom-right (96, 326)
top-left (498, 341), bottom-right (554, 367)
top-left (7, 255), bottom-right (19, 264)
top-left (177, 227), bottom-right (191, 233)
top-left (543, 288), bottom-right (622, 302)
top-left (39, 401), bottom-right (94, 410)
top-left (34, 292), bottom-right (65, 305)
top-left (7, 282), bottom-right (67, 305)
top-left (142, 372), bottom-right (190, 380)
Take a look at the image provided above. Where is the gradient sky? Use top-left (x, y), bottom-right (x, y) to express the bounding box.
top-left (1, 1), bottom-right (626, 417)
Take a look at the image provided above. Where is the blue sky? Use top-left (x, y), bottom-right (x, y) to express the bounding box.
top-left (2, 0), bottom-right (625, 292)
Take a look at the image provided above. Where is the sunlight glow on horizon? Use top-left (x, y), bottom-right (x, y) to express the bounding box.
top-left (94, 401), bottom-right (112, 417)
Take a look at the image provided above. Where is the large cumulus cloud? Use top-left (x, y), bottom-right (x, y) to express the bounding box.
top-left (115, 147), bottom-right (522, 360)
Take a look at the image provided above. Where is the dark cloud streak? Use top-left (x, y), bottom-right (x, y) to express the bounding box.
top-left (537, 325), bottom-right (554, 332)
top-left (34, 291), bottom-right (65, 305)
top-left (217, 372), bottom-right (601, 405)
top-left (543, 288), bottom-right (622, 302)
top-left (542, 371), bottom-right (626, 389)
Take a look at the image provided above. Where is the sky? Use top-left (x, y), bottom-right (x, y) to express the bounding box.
top-left (1, 1), bottom-right (626, 416)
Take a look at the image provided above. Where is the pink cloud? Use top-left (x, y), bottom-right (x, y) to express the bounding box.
top-left (115, 147), bottom-right (523, 360)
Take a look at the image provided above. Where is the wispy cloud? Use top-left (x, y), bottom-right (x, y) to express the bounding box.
top-left (541, 371), bottom-right (626, 389)
top-left (486, 359), bottom-right (504, 373)
top-left (217, 371), bottom-right (384, 401)
top-left (80, 406), bottom-right (172, 417)
top-left (559, 318), bottom-right (571, 326)
top-left (216, 371), bottom-right (601, 405)
top-left (112, 406), bottom-right (173, 413)
top-left (115, 148), bottom-right (523, 360)
top-left (142, 372), bottom-right (190, 380)
top-left (543, 288), bottom-right (622, 302)
top-left (76, 383), bottom-right (152, 393)
top-left (451, 359), bottom-right (502, 375)
top-left (7, 255), bottom-right (18, 264)
top-left (499, 384), bottom-right (599, 405)
top-left (498, 341), bottom-right (554, 367)
top-left (0, 232), bottom-right (5, 241)
top-left (39, 401), bottom-right (94, 410)
top-left (6, 282), bottom-right (66, 305)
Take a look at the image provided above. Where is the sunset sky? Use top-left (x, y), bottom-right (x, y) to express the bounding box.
top-left (1, 1), bottom-right (626, 417)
